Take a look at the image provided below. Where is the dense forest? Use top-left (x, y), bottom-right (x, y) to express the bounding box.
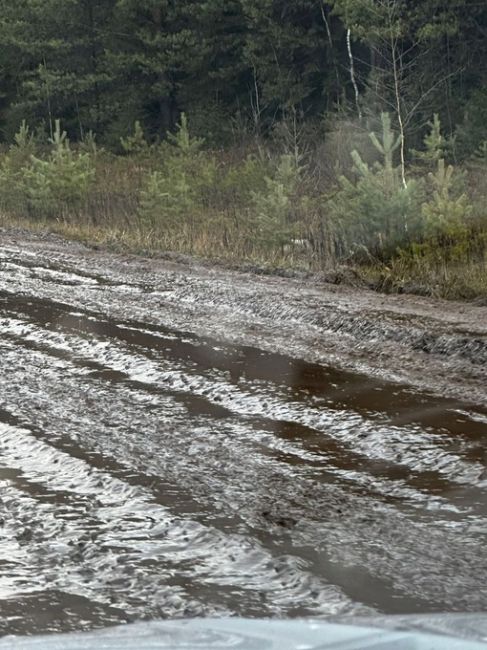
top-left (0, 0), bottom-right (486, 298)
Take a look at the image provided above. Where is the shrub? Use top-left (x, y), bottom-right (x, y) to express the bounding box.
top-left (138, 114), bottom-right (217, 243)
top-left (250, 153), bottom-right (305, 251)
top-left (412, 114), bottom-right (451, 168)
top-left (120, 121), bottom-right (150, 156)
top-left (0, 121), bottom-right (39, 215)
top-left (0, 120), bottom-right (95, 219)
top-left (327, 113), bottom-right (423, 260)
top-left (411, 159), bottom-right (474, 265)
top-left (422, 160), bottom-right (472, 239)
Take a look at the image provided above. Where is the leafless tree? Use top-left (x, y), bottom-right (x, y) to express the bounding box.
top-left (347, 0), bottom-right (460, 188)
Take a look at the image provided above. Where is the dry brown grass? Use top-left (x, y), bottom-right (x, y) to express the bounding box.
top-left (0, 136), bottom-right (486, 301)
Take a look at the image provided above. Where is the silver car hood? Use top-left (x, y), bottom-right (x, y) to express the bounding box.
top-left (1, 616), bottom-right (487, 649)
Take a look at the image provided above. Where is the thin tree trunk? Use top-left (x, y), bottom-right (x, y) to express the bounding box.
top-left (390, 34), bottom-right (407, 188)
top-left (87, 0), bottom-right (100, 132)
top-left (346, 29), bottom-right (362, 121)
top-left (320, 2), bottom-right (341, 107)
top-left (42, 57), bottom-right (54, 139)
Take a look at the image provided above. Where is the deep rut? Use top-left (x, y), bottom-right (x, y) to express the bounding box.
top-left (0, 239), bottom-right (486, 636)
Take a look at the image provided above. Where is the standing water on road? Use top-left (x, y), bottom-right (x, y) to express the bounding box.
top-left (0, 242), bottom-right (486, 636)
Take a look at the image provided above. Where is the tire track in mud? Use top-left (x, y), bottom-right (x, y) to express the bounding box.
top-left (2, 242), bottom-right (487, 404)
top-left (1, 299), bottom-right (485, 498)
top-left (0, 312), bottom-right (482, 536)
top-left (0, 412), bottom-right (361, 624)
top-left (0, 244), bottom-right (487, 634)
top-left (0, 333), bottom-right (372, 628)
top-left (0, 304), bottom-right (486, 612)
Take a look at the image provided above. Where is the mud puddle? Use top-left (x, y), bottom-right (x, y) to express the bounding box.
top-left (0, 239), bottom-right (486, 636)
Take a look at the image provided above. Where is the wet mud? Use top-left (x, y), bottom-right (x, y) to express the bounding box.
top-left (0, 232), bottom-right (486, 636)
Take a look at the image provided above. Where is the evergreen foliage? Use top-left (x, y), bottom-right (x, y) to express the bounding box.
top-left (0, 120), bottom-right (95, 218)
top-left (138, 114), bottom-right (216, 244)
top-left (421, 160), bottom-right (472, 248)
top-left (0, 0), bottom-right (485, 150)
top-left (328, 113), bottom-right (421, 259)
top-left (250, 154), bottom-right (304, 249)
top-left (0, 1), bottom-right (485, 299)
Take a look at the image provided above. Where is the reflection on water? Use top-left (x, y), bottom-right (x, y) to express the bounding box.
top-left (0, 253), bottom-right (486, 636)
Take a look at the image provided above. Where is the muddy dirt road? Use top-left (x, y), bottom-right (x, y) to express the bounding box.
top-left (0, 231), bottom-right (486, 636)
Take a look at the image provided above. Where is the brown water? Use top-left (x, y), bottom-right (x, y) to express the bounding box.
top-left (0, 246), bottom-right (486, 636)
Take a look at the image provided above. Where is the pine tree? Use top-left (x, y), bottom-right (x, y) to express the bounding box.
top-left (0, 0), bottom-right (118, 138)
